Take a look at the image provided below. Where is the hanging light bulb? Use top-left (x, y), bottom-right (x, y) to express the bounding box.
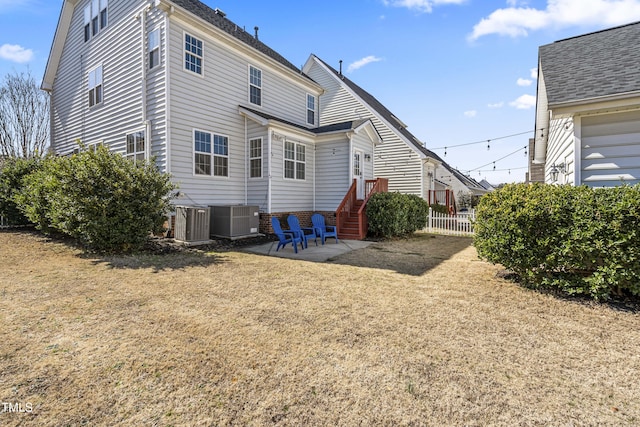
top-left (508, 169), bottom-right (511, 175)
top-left (444, 147), bottom-right (447, 157)
top-left (493, 162), bottom-right (496, 171)
top-left (487, 140), bottom-right (491, 150)
top-left (524, 145), bottom-right (528, 157)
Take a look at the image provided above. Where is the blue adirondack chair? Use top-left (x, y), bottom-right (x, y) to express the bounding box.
top-left (287, 214), bottom-right (318, 249)
top-left (312, 213), bottom-right (338, 244)
top-left (271, 217), bottom-right (302, 253)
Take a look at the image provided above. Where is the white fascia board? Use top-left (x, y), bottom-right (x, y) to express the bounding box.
top-left (42, 0), bottom-right (79, 91)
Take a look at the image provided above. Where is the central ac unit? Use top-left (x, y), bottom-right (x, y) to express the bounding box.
top-left (209, 205), bottom-right (259, 239)
top-left (174, 206), bottom-right (211, 243)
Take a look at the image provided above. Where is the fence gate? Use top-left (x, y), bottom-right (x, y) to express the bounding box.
top-left (425, 208), bottom-right (475, 236)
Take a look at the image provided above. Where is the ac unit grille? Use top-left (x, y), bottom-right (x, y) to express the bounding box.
top-left (210, 205), bottom-right (259, 238)
top-left (175, 206), bottom-right (210, 242)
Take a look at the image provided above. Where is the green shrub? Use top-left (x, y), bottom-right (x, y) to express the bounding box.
top-left (0, 156), bottom-right (42, 225)
top-left (366, 192), bottom-right (429, 238)
top-left (474, 183), bottom-right (640, 300)
top-left (16, 145), bottom-right (175, 252)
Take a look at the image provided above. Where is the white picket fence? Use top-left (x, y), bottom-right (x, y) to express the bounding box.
top-left (0, 215), bottom-right (8, 229)
top-left (425, 208), bottom-right (475, 236)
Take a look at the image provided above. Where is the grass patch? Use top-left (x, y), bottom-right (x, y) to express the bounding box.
top-left (1, 230), bottom-right (639, 425)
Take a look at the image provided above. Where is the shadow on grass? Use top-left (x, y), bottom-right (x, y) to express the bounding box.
top-left (91, 250), bottom-right (229, 271)
top-left (497, 270), bottom-right (640, 313)
top-left (327, 233), bottom-right (474, 276)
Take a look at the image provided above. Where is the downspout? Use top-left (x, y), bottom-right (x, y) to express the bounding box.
top-left (244, 116), bottom-right (248, 205)
top-left (140, 5), bottom-right (151, 159)
top-left (267, 129), bottom-right (272, 213)
top-left (165, 6), bottom-right (174, 173)
top-left (313, 144), bottom-right (316, 211)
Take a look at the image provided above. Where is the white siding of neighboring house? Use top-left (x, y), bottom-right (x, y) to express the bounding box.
top-left (165, 11), bottom-right (322, 207)
top-left (545, 115), bottom-right (575, 184)
top-left (50, 0), bottom-right (147, 156)
top-left (580, 110), bottom-right (640, 187)
top-left (305, 58), bottom-right (424, 197)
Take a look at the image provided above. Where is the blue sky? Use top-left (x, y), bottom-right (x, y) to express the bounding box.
top-left (2, 0), bottom-right (640, 183)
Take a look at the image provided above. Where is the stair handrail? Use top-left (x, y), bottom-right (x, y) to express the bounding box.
top-left (356, 178), bottom-right (389, 239)
top-left (335, 179), bottom-right (358, 236)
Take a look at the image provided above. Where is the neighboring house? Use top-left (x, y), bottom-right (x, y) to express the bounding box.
top-left (533, 22), bottom-right (640, 186)
top-left (42, 0), bottom-right (382, 235)
top-left (302, 55), bottom-right (488, 210)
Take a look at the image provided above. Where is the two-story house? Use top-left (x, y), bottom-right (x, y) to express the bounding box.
top-left (42, 0), bottom-right (383, 236)
top-left (533, 21), bottom-right (640, 186)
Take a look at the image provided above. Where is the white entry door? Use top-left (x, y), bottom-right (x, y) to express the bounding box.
top-left (353, 149), bottom-right (364, 199)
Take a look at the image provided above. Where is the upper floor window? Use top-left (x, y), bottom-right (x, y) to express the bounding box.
top-left (88, 65), bottom-right (103, 108)
top-left (126, 131), bottom-right (145, 163)
top-left (185, 33), bottom-right (202, 75)
top-left (194, 130), bottom-right (228, 177)
top-left (249, 66), bottom-right (262, 106)
top-left (84, 0), bottom-right (108, 42)
top-left (249, 138), bottom-right (262, 178)
top-left (284, 140), bottom-right (305, 180)
top-left (148, 29), bottom-right (160, 70)
top-left (307, 94), bottom-right (315, 125)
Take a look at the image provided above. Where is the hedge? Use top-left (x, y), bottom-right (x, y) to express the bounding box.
top-left (15, 145), bottom-right (175, 252)
top-left (366, 192), bottom-right (429, 238)
top-left (474, 183), bottom-right (640, 300)
top-left (0, 157), bottom-right (42, 226)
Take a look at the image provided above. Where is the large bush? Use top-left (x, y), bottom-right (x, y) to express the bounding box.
top-left (366, 192), bottom-right (429, 238)
top-left (474, 183), bottom-right (640, 300)
top-left (16, 145), bottom-right (175, 252)
top-left (0, 157), bottom-right (42, 225)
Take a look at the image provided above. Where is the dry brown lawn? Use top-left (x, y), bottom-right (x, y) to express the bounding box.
top-left (1, 230), bottom-right (639, 426)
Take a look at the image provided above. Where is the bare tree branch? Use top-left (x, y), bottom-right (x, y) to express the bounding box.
top-left (0, 70), bottom-right (49, 158)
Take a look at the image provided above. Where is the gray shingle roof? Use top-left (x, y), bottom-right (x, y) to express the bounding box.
top-left (540, 21), bottom-right (640, 105)
top-left (171, 0), bottom-right (308, 77)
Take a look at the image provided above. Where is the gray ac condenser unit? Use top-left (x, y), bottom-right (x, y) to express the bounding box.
top-left (174, 206), bottom-right (211, 243)
top-left (209, 205), bottom-right (259, 238)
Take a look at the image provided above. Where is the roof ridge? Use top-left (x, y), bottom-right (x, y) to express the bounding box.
top-left (553, 20), bottom-right (640, 44)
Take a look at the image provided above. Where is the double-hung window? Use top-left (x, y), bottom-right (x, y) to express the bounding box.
top-left (126, 131), bottom-right (145, 163)
top-left (307, 94), bottom-right (316, 125)
top-left (194, 130), bottom-right (228, 177)
top-left (185, 33), bottom-right (202, 75)
top-left (284, 141), bottom-right (305, 180)
top-left (249, 138), bottom-right (262, 178)
top-left (84, 0), bottom-right (108, 42)
top-left (88, 65), bottom-right (103, 108)
top-left (148, 29), bottom-right (160, 70)
top-left (249, 66), bottom-right (262, 106)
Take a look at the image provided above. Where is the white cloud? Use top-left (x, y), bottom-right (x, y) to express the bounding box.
top-left (0, 44), bottom-right (33, 63)
top-left (0, 0), bottom-right (34, 11)
top-left (347, 55), bottom-right (383, 73)
top-left (509, 94), bottom-right (536, 109)
top-left (469, 0), bottom-right (640, 40)
top-left (517, 78), bottom-right (533, 86)
top-left (383, 0), bottom-right (467, 13)
top-left (464, 110), bottom-right (478, 118)
top-left (530, 67), bottom-right (538, 79)
top-left (488, 102), bottom-right (504, 108)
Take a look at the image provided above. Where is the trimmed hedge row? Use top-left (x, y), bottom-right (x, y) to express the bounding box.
top-left (0, 157), bottom-right (41, 226)
top-left (474, 183), bottom-right (640, 300)
top-left (366, 192), bottom-right (429, 238)
top-left (8, 145), bottom-right (175, 252)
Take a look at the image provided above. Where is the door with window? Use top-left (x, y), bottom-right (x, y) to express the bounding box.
top-left (353, 150), bottom-right (364, 199)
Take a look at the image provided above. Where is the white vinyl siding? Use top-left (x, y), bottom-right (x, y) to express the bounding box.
top-left (51, 1), bottom-right (147, 159)
top-left (306, 59), bottom-right (423, 196)
top-left (165, 15), bottom-right (321, 207)
top-left (580, 110), bottom-right (640, 187)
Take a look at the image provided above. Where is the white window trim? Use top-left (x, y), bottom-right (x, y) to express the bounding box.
top-left (184, 31), bottom-right (204, 77)
top-left (248, 65), bottom-right (262, 106)
top-left (88, 64), bottom-right (103, 108)
top-left (249, 137), bottom-right (263, 179)
top-left (306, 93), bottom-right (316, 125)
top-left (84, 0), bottom-right (108, 42)
top-left (125, 130), bottom-right (146, 164)
top-left (283, 139), bottom-right (306, 181)
top-left (192, 129), bottom-right (230, 178)
top-left (148, 28), bottom-right (161, 70)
